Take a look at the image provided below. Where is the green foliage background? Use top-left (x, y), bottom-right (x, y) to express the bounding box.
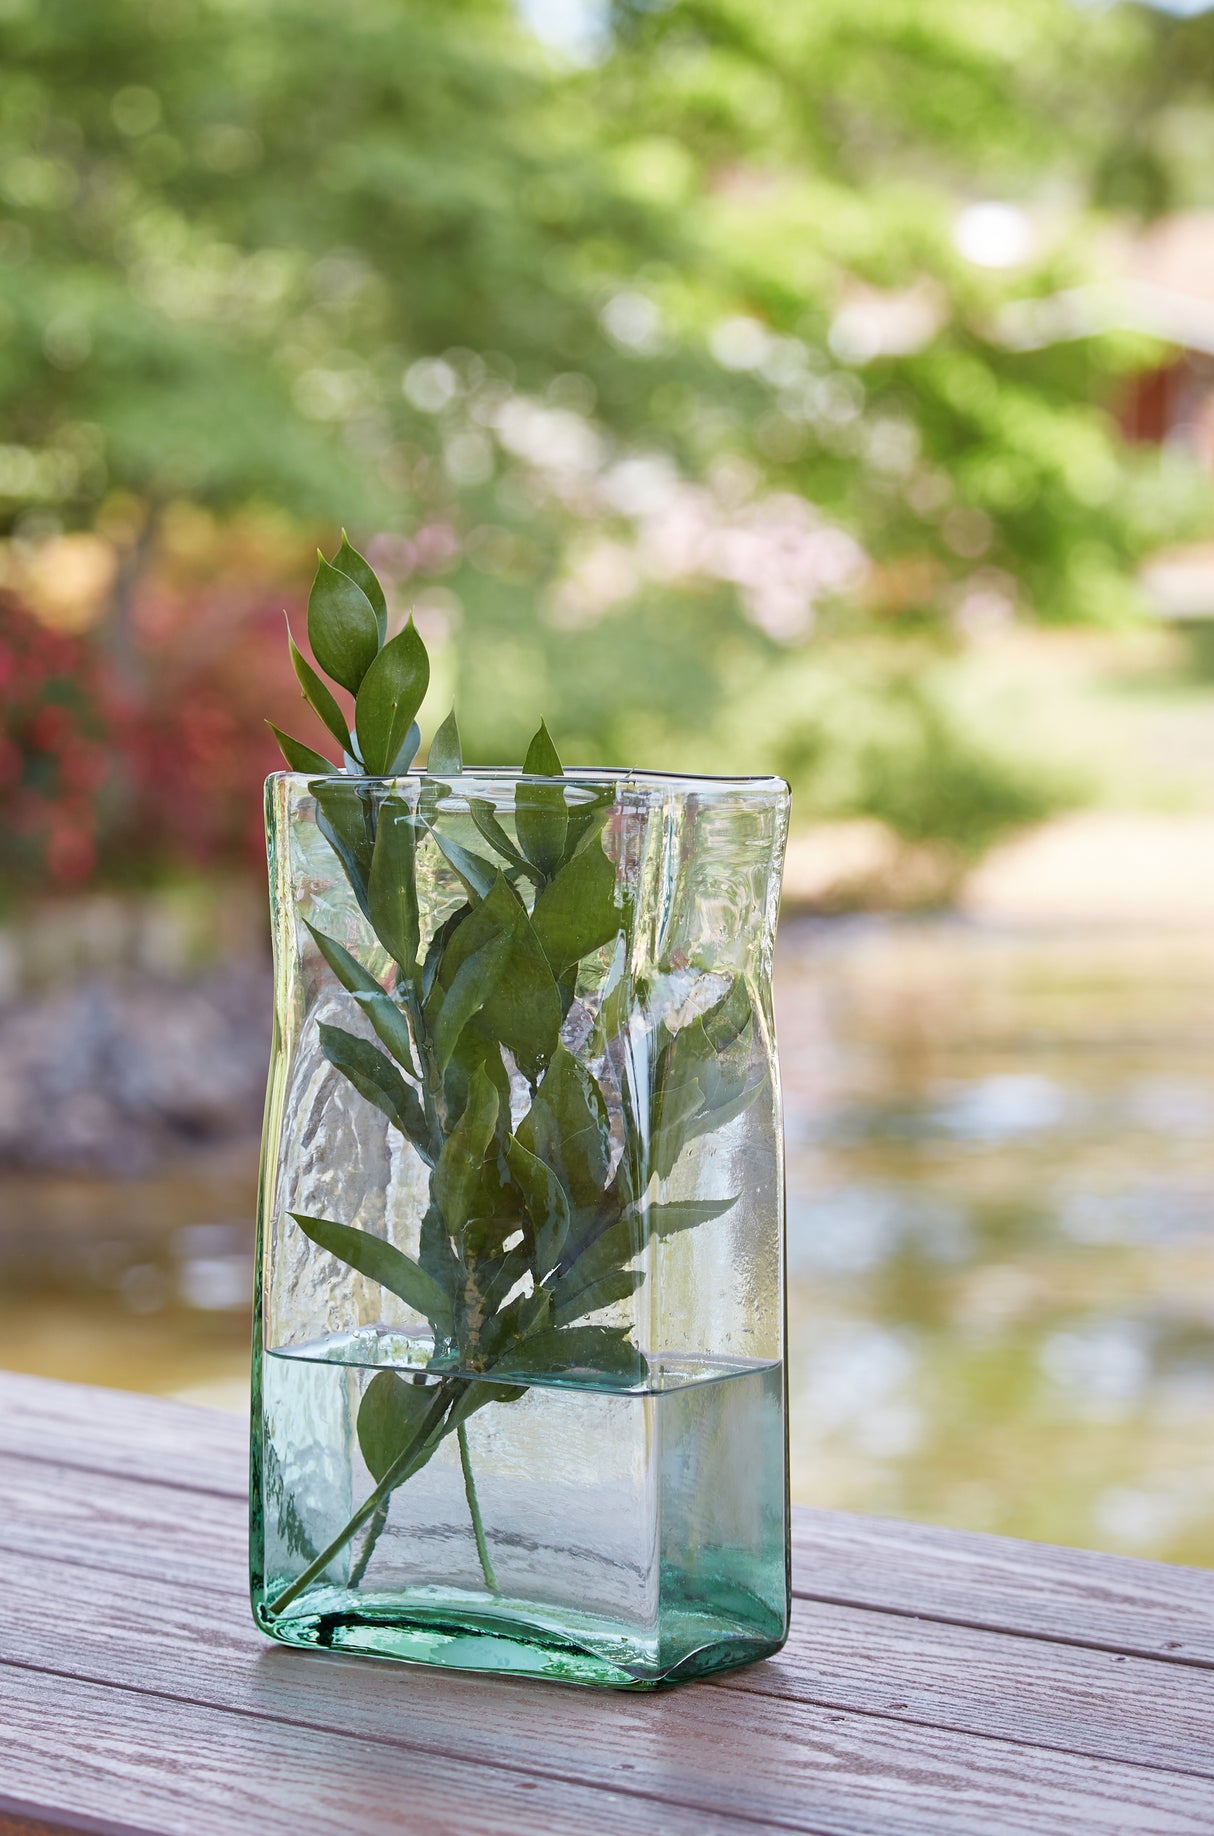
top-left (2, 0), bottom-right (1212, 870)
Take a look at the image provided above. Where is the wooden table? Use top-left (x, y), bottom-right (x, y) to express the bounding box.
top-left (1, 1371), bottom-right (1212, 1836)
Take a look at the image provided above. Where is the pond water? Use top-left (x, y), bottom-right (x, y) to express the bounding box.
top-left (3, 916), bottom-right (1213, 1566)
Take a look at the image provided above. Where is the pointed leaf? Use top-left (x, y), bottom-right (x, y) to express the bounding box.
top-left (267, 723), bottom-right (336, 776)
top-left (428, 709), bottom-right (462, 775)
top-left (287, 628), bottom-right (352, 754)
top-left (318, 1022), bottom-right (429, 1155)
top-left (308, 555), bottom-right (380, 694)
top-left (505, 1135), bottom-right (571, 1275)
top-left (389, 721), bottom-right (421, 774)
top-left (437, 874), bottom-right (562, 1075)
top-left (469, 799), bottom-right (541, 882)
top-left (523, 721), bottom-right (563, 777)
top-left (351, 989), bottom-right (420, 1079)
top-left (517, 1045), bottom-right (611, 1203)
top-left (334, 532), bottom-right (388, 646)
top-left (516, 721), bottom-right (567, 879)
top-left (368, 796), bottom-right (420, 973)
top-left (429, 930), bottom-right (512, 1072)
top-left (312, 779), bottom-right (376, 920)
top-left (355, 618), bottom-right (430, 776)
top-left (552, 1267), bottom-right (643, 1328)
top-left (290, 1213), bottom-right (453, 1329)
top-left (647, 1195), bottom-right (739, 1237)
top-left (433, 1066), bottom-right (501, 1235)
top-left (427, 828), bottom-right (498, 901)
top-left (530, 835), bottom-right (622, 974)
top-left (357, 1370), bottom-right (442, 1483)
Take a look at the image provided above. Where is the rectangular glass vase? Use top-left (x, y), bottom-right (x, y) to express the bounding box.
top-left (251, 766), bottom-right (791, 1688)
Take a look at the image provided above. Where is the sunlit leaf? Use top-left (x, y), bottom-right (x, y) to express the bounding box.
top-left (287, 626), bottom-right (351, 754)
top-left (267, 723), bottom-right (335, 775)
top-left (427, 709), bottom-right (462, 775)
top-left (308, 554), bottom-right (380, 694)
top-left (355, 618), bottom-right (430, 775)
top-left (334, 532), bottom-right (388, 647)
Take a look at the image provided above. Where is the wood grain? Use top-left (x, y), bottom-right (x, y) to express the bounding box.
top-left (0, 1369), bottom-right (247, 1498)
top-left (5, 1371), bottom-right (1214, 1836)
top-left (6, 1654), bottom-right (1214, 1836)
top-left (5, 1540), bottom-right (1214, 1785)
top-left (791, 1511), bottom-right (1214, 1667)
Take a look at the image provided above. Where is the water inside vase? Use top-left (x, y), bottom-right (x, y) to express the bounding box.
top-left (252, 1334), bottom-right (788, 1687)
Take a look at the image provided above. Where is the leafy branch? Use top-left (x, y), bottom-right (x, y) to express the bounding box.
top-left (266, 536), bottom-right (764, 1608)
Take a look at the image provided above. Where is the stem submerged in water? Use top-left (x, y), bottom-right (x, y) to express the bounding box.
top-left (458, 1421), bottom-right (499, 1592)
top-left (266, 1381), bottom-right (456, 1618)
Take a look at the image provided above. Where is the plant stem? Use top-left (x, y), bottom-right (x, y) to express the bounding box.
top-left (347, 1498), bottom-right (388, 1590)
top-left (458, 1421), bottom-right (499, 1592)
top-left (266, 1381), bottom-right (456, 1618)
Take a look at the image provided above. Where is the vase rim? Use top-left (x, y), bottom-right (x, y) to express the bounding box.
top-left (270, 766), bottom-right (790, 798)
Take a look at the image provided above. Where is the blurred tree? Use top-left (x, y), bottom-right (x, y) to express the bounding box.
top-left (0, 0), bottom-right (1205, 872)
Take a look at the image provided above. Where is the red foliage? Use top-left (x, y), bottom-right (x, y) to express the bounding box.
top-left (0, 591), bottom-right (111, 892)
top-left (0, 581), bottom-right (332, 898)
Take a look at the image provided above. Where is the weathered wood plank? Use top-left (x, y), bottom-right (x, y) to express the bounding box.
top-left (5, 1544), bottom-right (1213, 1789)
top-left (0, 1368), bottom-right (247, 1498)
top-left (2, 1656), bottom-right (1211, 1836)
top-left (0, 1667), bottom-right (779, 1836)
top-left (4, 1368), bottom-right (1214, 1665)
top-left (0, 1452), bottom-right (243, 1595)
top-left (790, 1511), bottom-right (1214, 1667)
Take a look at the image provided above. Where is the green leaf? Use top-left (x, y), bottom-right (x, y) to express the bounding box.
top-left (530, 834), bottom-right (621, 974)
top-left (429, 929), bottom-right (512, 1072)
top-left (368, 796), bottom-right (420, 973)
top-left (494, 1324), bottom-right (645, 1385)
top-left (523, 720), bottom-right (563, 777)
top-left (418, 1200), bottom-right (463, 1302)
top-left (357, 1371), bottom-right (443, 1483)
top-left (312, 780), bottom-right (376, 920)
top-left (701, 978), bottom-right (754, 1053)
top-left (427, 828), bottom-right (499, 902)
top-left (437, 874), bottom-right (562, 1076)
top-left (305, 920), bottom-right (380, 998)
top-left (287, 627), bottom-right (352, 754)
top-left (517, 1045), bottom-right (611, 1203)
top-left (505, 1135), bottom-right (571, 1275)
top-left (318, 1022), bottom-right (430, 1154)
top-left (355, 618), bottom-right (430, 776)
top-left (468, 799), bottom-right (541, 882)
top-left (308, 554), bottom-right (380, 694)
top-left (350, 989), bottom-right (420, 1079)
top-left (290, 1213), bottom-right (453, 1330)
top-left (551, 1267), bottom-right (643, 1328)
top-left (334, 532), bottom-right (388, 647)
top-left (267, 723), bottom-right (336, 775)
top-left (646, 1195), bottom-right (739, 1237)
top-left (388, 721), bottom-right (421, 774)
top-left (420, 905), bottom-right (472, 1001)
top-left (516, 722), bottom-right (567, 880)
top-left (428, 709), bottom-right (462, 775)
top-left (433, 1066), bottom-right (500, 1235)
top-left (304, 921), bottom-right (419, 1076)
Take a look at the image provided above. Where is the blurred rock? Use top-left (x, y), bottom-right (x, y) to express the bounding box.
top-left (0, 963), bottom-right (272, 1173)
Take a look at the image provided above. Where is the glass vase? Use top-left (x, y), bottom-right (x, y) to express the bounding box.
top-left (250, 765), bottom-right (791, 1688)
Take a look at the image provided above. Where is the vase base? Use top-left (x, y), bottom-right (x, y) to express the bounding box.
top-left (254, 1584), bottom-right (786, 1689)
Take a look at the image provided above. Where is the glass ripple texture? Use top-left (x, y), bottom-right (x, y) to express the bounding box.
top-left (251, 767), bottom-right (791, 1688)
